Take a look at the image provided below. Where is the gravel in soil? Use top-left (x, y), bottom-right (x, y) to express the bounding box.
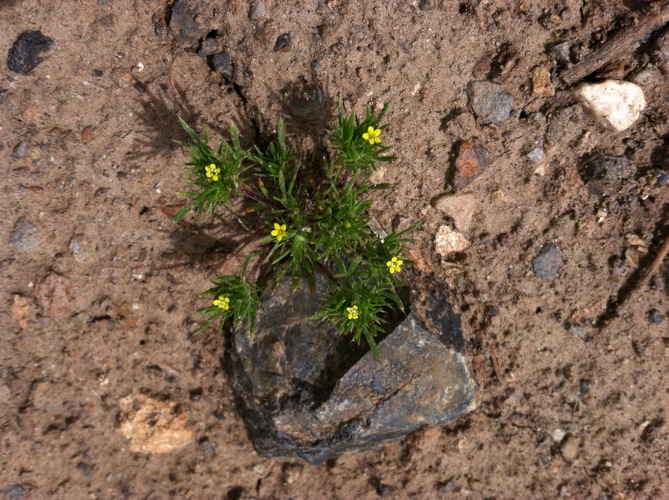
top-left (1, 0), bottom-right (668, 498)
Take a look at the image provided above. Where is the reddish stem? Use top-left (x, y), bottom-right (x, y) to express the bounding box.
top-left (239, 182), bottom-right (282, 209)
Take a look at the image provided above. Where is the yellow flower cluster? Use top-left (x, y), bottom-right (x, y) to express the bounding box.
top-left (346, 305), bottom-right (359, 320)
top-left (213, 295), bottom-right (230, 310)
top-left (205, 163), bottom-right (220, 181)
top-left (271, 223), bottom-right (287, 242)
top-left (362, 126), bottom-right (382, 145)
top-left (386, 256), bottom-right (403, 274)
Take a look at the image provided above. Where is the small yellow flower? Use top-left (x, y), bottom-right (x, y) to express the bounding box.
top-left (386, 256), bottom-right (403, 274)
top-left (271, 223), bottom-right (287, 242)
top-left (213, 295), bottom-right (230, 310)
top-left (205, 164), bottom-right (221, 182)
top-left (362, 126), bottom-right (382, 145)
top-left (346, 305), bottom-right (359, 320)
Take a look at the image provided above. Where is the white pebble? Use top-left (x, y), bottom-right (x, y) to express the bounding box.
top-left (574, 80), bottom-right (645, 132)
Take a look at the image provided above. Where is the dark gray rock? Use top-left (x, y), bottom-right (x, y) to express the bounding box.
top-left (229, 276), bottom-right (477, 464)
top-left (7, 31), bottom-right (53, 75)
top-left (210, 51), bottom-right (234, 81)
top-left (12, 142), bottom-right (28, 160)
top-left (10, 220), bottom-right (40, 254)
top-left (0, 485), bottom-right (24, 500)
top-left (649, 310), bottom-right (664, 324)
top-left (467, 81), bottom-right (514, 125)
top-left (169, 0), bottom-right (206, 47)
top-left (197, 37), bottom-right (218, 57)
top-left (578, 154), bottom-right (634, 197)
top-left (274, 33), bottom-right (292, 53)
top-left (547, 41), bottom-right (571, 63)
top-left (533, 244), bottom-right (563, 279)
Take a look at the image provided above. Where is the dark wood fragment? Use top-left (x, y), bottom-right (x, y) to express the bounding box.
top-left (561, 0), bottom-right (669, 85)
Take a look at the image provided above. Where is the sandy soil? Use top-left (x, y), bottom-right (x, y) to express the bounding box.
top-left (1, 0), bottom-right (668, 498)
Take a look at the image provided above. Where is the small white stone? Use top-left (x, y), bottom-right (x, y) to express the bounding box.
top-left (434, 225), bottom-right (470, 256)
top-left (574, 80), bottom-right (646, 132)
top-left (552, 428), bottom-right (566, 442)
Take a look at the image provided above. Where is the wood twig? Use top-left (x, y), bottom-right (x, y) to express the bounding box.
top-left (598, 233), bottom-right (669, 329)
top-left (636, 234), bottom-right (669, 286)
top-left (561, 0), bottom-right (669, 86)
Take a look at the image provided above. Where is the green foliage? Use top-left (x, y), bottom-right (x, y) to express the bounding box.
top-left (195, 276), bottom-right (262, 335)
top-left (175, 99), bottom-right (418, 357)
top-left (329, 95), bottom-right (396, 172)
top-left (173, 118), bottom-right (248, 222)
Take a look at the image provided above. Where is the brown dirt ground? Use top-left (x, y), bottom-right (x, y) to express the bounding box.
top-left (1, 0), bottom-right (668, 498)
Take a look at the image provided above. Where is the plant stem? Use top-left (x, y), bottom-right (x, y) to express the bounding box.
top-left (239, 182), bottom-right (282, 209)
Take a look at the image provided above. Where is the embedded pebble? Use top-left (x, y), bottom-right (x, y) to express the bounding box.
top-left (0, 485), bottom-right (24, 500)
top-left (526, 147), bottom-right (544, 164)
top-left (532, 244), bottom-right (563, 279)
top-left (552, 429), bottom-right (566, 443)
top-left (69, 238), bottom-right (82, 255)
top-left (467, 81), bottom-right (514, 125)
top-left (199, 439), bottom-right (217, 455)
top-left (77, 462), bottom-right (91, 477)
top-left (431, 193), bottom-right (478, 233)
top-left (649, 310), bottom-right (664, 324)
top-left (197, 37), bottom-right (218, 57)
top-left (274, 33), bottom-right (293, 52)
top-left (10, 220), bottom-right (40, 254)
top-left (574, 80), bottom-right (646, 132)
top-left (435, 225), bottom-right (470, 256)
top-left (211, 51), bottom-right (234, 80)
top-left (251, 1), bottom-right (266, 18)
top-left (578, 154), bottom-right (633, 197)
top-left (530, 66), bottom-right (555, 97)
top-left (560, 435), bottom-right (580, 461)
top-left (169, 0), bottom-right (206, 47)
top-left (7, 30), bottom-right (54, 74)
top-left (118, 391), bottom-right (193, 453)
top-left (13, 141), bottom-right (28, 159)
top-left (453, 138), bottom-right (489, 191)
top-left (547, 41), bottom-right (571, 62)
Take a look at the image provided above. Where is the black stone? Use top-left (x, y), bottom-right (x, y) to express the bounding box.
top-left (210, 51), bottom-right (234, 81)
top-left (467, 81), bottom-right (514, 125)
top-left (274, 33), bottom-right (292, 52)
top-left (228, 276), bottom-right (477, 464)
top-left (533, 244), bottom-right (563, 279)
top-left (578, 154), bottom-right (633, 197)
top-left (7, 31), bottom-right (54, 74)
top-left (169, 0), bottom-right (206, 47)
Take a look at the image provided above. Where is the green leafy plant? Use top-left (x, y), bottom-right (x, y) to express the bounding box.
top-left (174, 97), bottom-right (418, 358)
